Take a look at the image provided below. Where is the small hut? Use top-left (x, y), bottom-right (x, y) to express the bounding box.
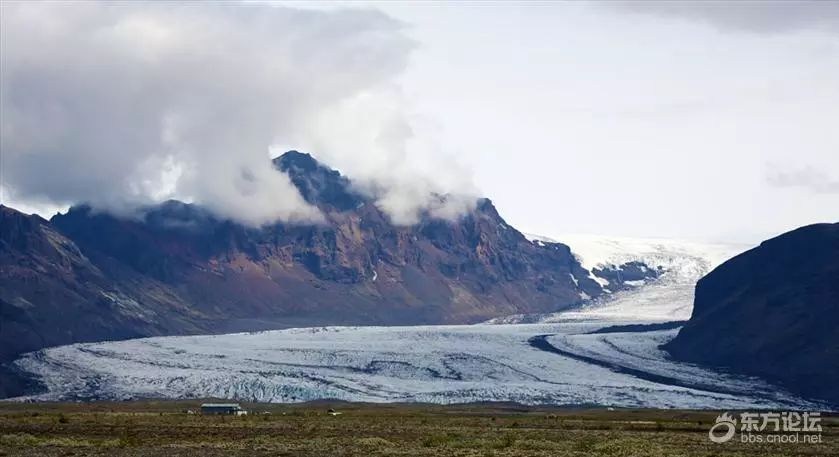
top-left (200, 403), bottom-right (247, 416)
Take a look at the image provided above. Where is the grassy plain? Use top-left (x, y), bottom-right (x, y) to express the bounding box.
top-left (0, 400), bottom-right (836, 456)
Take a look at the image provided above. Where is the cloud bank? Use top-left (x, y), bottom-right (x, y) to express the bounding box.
top-left (606, 1), bottom-right (839, 35)
top-left (0, 2), bottom-right (476, 226)
top-left (768, 167), bottom-right (839, 195)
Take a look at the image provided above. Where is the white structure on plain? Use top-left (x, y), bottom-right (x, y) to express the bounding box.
top-left (200, 403), bottom-right (247, 416)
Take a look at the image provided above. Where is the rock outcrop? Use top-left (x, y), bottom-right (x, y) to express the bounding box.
top-left (664, 223), bottom-right (839, 405)
top-left (1, 151), bottom-right (603, 364)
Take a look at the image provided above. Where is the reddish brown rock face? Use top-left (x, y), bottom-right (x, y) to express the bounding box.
top-left (0, 205), bottom-right (205, 366)
top-left (1, 151), bottom-right (602, 364)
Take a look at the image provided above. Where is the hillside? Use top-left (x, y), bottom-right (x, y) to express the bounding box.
top-left (489, 234), bottom-right (747, 323)
top-left (0, 206), bottom-right (205, 363)
top-left (0, 151), bottom-right (602, 365)
top-left (664, 223), bottom-right (839, 405)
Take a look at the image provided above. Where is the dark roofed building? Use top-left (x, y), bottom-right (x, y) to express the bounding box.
top-left (200, 403), bottom-right (247, 416)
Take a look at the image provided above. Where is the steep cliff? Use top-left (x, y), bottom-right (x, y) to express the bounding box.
top-left (664, 223), bottom-right (839, 405)
top-left (1, 151), bottom-right (603, 363)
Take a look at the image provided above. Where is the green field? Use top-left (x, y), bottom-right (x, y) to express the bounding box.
top-left (0, 401), bottom-right (835, 456)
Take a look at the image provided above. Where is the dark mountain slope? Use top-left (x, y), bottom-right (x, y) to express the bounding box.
top-left (51, 151), bottom-right (602, 327)
top-left (664, 223), bottom-right (839, 405)
top-left (0, 206), bottom-right (206, 363)
top-left (0, 151), bottom-right (604, 372)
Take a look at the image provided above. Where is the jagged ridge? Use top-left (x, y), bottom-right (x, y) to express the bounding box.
top-left (0, 151), bottom-right (603, 369)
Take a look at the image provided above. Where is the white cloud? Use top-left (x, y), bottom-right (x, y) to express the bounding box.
top-left (768, 167), bottom-right (839, 194)
top-left (295, 87), bottom-right (478, 225)
top-left (0, 2), bottom-right (475, 225)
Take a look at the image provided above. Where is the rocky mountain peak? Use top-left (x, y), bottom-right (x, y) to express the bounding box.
top-left (1, 150), bottom-right (607, 368)
top-left (273, 151), bottom-right (364, 212)
top-left (0, 205), bottom-right (50, 251)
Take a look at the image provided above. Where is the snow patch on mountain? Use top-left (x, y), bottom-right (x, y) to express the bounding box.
top-left (511, 234), bottom-right (752, 322)
top-left (527, 233), bottom-right (748, 283)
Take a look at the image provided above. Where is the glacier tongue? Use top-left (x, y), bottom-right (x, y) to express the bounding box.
top-left (11, 234), bottom-right (817, 410)
top-left (11, 321), bottom-right (821, 409)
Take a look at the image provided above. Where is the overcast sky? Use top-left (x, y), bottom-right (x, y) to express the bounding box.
top-left (2, 1), bottom-right (837, 242)
top-left (353, 1), bottom-right (839, 242)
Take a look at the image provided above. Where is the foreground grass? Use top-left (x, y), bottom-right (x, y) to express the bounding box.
top-left (0, 401), bottom-right (836, 456)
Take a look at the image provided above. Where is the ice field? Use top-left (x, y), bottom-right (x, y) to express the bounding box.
top-left (14, 235), bottom-right (822, 409)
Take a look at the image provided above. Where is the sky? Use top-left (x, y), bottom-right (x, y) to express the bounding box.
top-left (355, 1), bottom-right (839, 242)
top-left (1, 1), bottom-right (837, 242)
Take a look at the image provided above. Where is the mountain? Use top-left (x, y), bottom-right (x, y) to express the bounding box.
top-left (486, 234), bottom-right (748, 324)
top-left (527, 233), bottom-right (746, 292)
top-left (0, 205), bottom-right (207, 396)
top-left (0, 151), bottom-right (603, 366)
top-left (664, 223), bottom-right (839, 405)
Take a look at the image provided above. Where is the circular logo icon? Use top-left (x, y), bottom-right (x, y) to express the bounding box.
top-left (709, 413), bottom-right (737, 443)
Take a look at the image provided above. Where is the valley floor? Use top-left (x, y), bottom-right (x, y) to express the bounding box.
top-left (0, 401), bottom-right (836, 457)
top-left (9, 322), bottom-right (821, 409)
top-left (6, 236), bottom-right (832, 411)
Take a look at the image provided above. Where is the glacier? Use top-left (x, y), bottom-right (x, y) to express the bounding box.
top-left (9, 235), bottom-right (826, 409)
top-left (11, 323), bottom-right (822, 409)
